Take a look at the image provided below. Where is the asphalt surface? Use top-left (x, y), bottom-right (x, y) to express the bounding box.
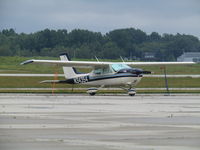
top-left (0, 94), bottom-right (200, 150)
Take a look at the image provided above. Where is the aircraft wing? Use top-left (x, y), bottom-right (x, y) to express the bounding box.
top-left (21, 59), bottom-right (111, 68)
top-left (123, 61), bottom-right (197, 66)
top-left (21, 59), bottom-right (197, 68)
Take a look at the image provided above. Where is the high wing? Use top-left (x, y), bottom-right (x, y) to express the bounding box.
top-left (21, 59), bottom-right (197, 68)
top-left (21, 59), bottom-right (110, 68)
top-left (123, 61), bottom-right (196, 66)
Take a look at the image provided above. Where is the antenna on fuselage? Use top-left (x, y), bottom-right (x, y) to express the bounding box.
top-left (95, 56), bottom-right (99, 62)
top-left (120, 56), bottom-right (125, 63)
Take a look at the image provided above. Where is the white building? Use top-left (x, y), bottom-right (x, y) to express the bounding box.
top-left (177, 52), bottom-right (200, 62)
top-left (144, 52), bottom-right (155, 60)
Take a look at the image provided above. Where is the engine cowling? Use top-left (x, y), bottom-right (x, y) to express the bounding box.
top-left (117, 68), bottom-right (151, 75)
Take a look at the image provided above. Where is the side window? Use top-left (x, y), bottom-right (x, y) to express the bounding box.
top-left (93, 66), bottom-right (112, 75)
top-left (102, 67), bottom-right (110, 74)
top-left (93, 68), bottom-right (102, 75)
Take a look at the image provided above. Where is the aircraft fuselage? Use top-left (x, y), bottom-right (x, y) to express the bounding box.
top-left (60, 72), bottom-right (143, 87)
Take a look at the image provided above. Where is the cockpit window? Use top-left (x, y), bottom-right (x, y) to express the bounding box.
top-left (93, 66), bottom-right (112, 75)
top-left (111, 64), bottom-right (131, 72)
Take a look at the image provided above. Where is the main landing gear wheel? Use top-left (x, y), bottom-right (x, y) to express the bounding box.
top-left (89, 92), bottom-right (96, 96)
top-left (128, 89), bottom-right (136, 96)
top-left (87, 88), bottom-right (98, 96)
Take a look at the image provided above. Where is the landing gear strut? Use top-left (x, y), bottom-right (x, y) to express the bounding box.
top-left (121, 86), bottom-right (136, 96)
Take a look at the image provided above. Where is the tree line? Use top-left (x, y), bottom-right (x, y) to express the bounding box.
top-left (0, 28), bottom-right (200, 61)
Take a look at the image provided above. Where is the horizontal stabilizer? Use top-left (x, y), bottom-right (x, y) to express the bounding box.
top-left (40, 80), bottom-right (60, 83)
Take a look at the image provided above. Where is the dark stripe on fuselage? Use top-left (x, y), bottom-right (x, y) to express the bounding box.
top-left (59, 73), bottom-right (143, 84)
top-left (88, 73), bottom-right (142, 82)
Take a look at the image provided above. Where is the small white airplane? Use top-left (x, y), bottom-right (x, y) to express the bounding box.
top-left (21, 53), bottom-right (196, 96)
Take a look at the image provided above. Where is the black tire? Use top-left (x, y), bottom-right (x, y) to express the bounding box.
top-left (89, 92), bottom-right (96, 96)
top-left (129, 93), bottom-right (135, 96)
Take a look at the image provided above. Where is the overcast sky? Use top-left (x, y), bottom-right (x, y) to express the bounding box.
top-left (0, 0), bottom-right (200, 38)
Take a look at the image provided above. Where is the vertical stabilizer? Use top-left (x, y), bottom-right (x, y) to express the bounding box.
top-left (60, 53), bottom-right (77, 79)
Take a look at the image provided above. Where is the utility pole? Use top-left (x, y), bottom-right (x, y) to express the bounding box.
top-left (161, 66), bottom-right (170, 96)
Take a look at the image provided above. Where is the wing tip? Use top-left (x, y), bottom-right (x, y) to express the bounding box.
top-left (20, 59), bottom-right (34, 65)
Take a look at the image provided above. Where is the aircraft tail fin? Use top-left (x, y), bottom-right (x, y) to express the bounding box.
top-left (60, 53), bottom-right (77, 79)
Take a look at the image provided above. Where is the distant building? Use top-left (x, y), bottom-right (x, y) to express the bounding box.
top-left (144, 52), bottom-right (155, 60)
top-left (177, 52), bottom-right (200, 62)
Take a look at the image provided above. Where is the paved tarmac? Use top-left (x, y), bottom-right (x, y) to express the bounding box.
top-left (0, 94), bottom-right (200, 150)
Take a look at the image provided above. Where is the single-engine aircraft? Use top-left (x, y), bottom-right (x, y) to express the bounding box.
top-left (21, 53), bottom-right (196, 96)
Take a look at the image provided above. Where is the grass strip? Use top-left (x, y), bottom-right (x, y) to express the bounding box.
top-left (0, 76), bottom-right (200, 88)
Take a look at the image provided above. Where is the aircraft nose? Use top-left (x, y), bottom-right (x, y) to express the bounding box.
top-left (132, 68), bottom-right (151, 74)
top-left (131, 68), bottom-right (144, 74)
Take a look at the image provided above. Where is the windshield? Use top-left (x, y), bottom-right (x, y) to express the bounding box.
top-left (111, 64), bottom-right (131, 72)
